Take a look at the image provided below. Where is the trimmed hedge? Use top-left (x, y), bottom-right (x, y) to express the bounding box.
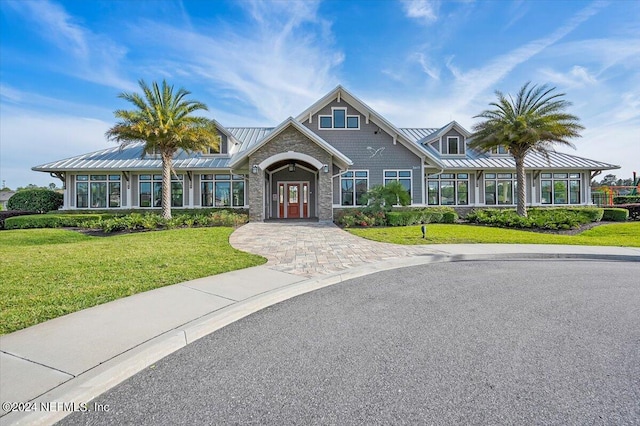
top-left (85, 211), bottom-right (249, 233)
top-left (4, 214), bottom-right (114, 230)
top-left (611, 204), bottom-right (639, 221)
top-left (466, 207), bottom-right (604, 230)
top-left (614, 195), bottom-right (640, 205)
top-left (336, 207), bottom-right (458, 228)
top-left (6, 189), bottom-right (63, 213)
top-left (602, 208), bottom-right (629, 222)
top-left (0, 210), bottom-right (33, 229)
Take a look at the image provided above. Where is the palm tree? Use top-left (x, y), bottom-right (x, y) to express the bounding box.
top-left (470, 82), bottom-right (584, 217)
top-left (106, 80), bottom-right (218, 219)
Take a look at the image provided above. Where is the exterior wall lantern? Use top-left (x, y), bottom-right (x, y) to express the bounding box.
top-left (323, 164), bottom-right (329, 173)
top-left (288, 163), bottom-right (296, 172)
top-left (251, 164), bottom-right (258, 174)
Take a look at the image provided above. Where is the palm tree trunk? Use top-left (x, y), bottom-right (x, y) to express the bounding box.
top-left (161, 152), bottom-right (172, 220)
top-left (515, 154), bottom-right (527, 217)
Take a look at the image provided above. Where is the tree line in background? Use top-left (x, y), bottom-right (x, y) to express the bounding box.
top-left (1, 183), bottom-right (61, 192)
top-left (592, 174), bottom-right (638, 187)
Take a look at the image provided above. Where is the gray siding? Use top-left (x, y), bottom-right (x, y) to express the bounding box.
top-left (303, 99), bottom-right (424, 204)
top-left (441, 129), bottom-right (465, 155)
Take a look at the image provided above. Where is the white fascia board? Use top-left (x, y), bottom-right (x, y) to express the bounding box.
top-left (229, 117), bottom-right (353, 168)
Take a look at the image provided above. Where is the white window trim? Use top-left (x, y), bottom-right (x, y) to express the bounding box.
top-left (539, 172), bottom-right (582, 205)
top-left (426, 172), bottom-right (470, 206)
top-left (383, 169), bottom-right (413, 204)
top-left (490, 145), bottom-right (510, 156)
top-left (202, 135), bottom-right (228, 156)
top-left (483, 172), bottom-right (517, 206)
top-left (339, 170), bottom-right (369, 207)
top-left (199, 174), bottom-right (247, 208)
top-left (138, 173), bottom-right (185, 208)
top-left (75, 173), bottom-right (123, 209)
top-left (317, 107), bottom-right (360, 130)
top-left (442, 136), bottom-right (465, 156)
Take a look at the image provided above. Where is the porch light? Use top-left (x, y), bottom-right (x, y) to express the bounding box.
top-left (288, 163), bottom-right (296, 172)
top-left (252, 164), bottom-right (258, 174)
top-left (323, 164), bottom-right (329, 173)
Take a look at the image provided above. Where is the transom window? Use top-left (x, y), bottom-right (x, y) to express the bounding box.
top-left (319, 108), bottom-right (360, 130)
top-left (384, 170), bottom-right (412, 203)
top-left (201, 174), bottom-right (245, 207)
top-left (428, 173), bottom-right (469, 205)
top-left (76, 174), bottom-right (121, 209)
top-left (340, 170), bottom-right (368, 206)
top-left (484, 173), bottom-right (516, 205)
top-left (541, 173), bottom-right (581, 205)
top-left (139, 174), bottom-right (184, 208)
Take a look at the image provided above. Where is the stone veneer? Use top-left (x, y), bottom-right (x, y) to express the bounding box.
top-left (248, 126), bottom-right (334, 222)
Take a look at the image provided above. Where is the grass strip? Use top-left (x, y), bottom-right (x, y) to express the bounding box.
top-left (0, 228), bottom-right (266, 334)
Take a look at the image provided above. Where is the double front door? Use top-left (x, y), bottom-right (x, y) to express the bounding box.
top-left (278, 182), bottom-right (309, 218)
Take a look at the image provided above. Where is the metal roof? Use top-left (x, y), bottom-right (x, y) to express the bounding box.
top-left (398, 128), bottom-right (439, 143)
top-left (32, 142), bottom-right (232, 172)
top-left (434, 149), bottom-right (619, 171)
top-left (226, 127), bottom-right (274, 153)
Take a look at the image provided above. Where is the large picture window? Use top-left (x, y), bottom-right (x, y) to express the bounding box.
top-left (340, 170), bottom-right (368, 206)
top-left (540, 173), bottom-right (580, 205)
top-left (384, 170), bottom-right (412, 203)
top-left (484, 173), bottom-right (516, 205)
top-left (427, 173), bottom-right (469, 205)
top-left (76, 174), bottom-right (120, 208)
top-left (139, 174), bottom-right (183, 208)
top-left (201, 174), bottom-right (245, 207)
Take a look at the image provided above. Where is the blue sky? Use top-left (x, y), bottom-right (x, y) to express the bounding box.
top-left (1, 0), bottom-right (638, 189)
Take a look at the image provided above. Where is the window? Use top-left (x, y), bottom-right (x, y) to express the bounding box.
top-left (540, 173), bottom-right (580, 205)
top-left (443, 136), bottom-right (464, 155)
top-left (427, 173), bottom-right (469, 205)
top-left (203, 135), bottom-right (223, 155)
top-left (340, 171), bottom-right (368, 206)
top-left (201, 174), bottom-right (245, 207)
top-left (139, 174), bottom-right (183, 208)
top-left (490, 145), bottom-right (510, 155)
top-left (318, 108), bottom-right (360, 130)
top-left (447, 137), bottom-right (459, 155)
top-left (75, 174), bottom-right (120, 208)
top-left (384, 170), bottom-right (412, 203)
top-left (484, 173), bottom-right (516, 205)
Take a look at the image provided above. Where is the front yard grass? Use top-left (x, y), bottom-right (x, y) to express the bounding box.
top-left (348, 222), bottom-right (640, 247)
top-left (0, 228), bottom-right (266, 334)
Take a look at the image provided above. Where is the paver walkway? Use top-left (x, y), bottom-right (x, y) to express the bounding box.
top-left (230, 221), bottom-right (446, 276)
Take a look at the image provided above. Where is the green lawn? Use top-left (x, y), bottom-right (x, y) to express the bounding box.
top-left (348, 222), bottom-right (640, 247)
top-left (0, 228), bottom-right (266, 334)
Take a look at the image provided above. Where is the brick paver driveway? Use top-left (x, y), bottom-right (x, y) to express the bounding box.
top-left (230, 221), bottom-right (445, 277)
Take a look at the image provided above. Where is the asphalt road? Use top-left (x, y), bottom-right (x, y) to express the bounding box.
top-left (61, 260), bottom-right (640, 425)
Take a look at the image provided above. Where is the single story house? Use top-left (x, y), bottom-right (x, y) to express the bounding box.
top-left (33, 86), bottom-right (619, 221)
top-left (0, 190), bottom-right (16, 210)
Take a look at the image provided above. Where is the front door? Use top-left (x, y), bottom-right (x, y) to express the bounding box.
top-left (278, 181), bottom-right (309, 218)
top-left (287, 183), bottom-right (300, 217)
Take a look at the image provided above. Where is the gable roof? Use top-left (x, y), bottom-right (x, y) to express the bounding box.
top-left (422, 121), bottom-right (471, 143)
top-left (228, 117), bottom-right (352, 169)
top-left (295, 85), bottom-right (444, 168)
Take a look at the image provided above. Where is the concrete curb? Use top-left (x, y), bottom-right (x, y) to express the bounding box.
top-left (3, 252), bottom-right (639, 425)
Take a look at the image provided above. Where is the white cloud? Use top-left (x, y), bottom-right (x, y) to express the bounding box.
top-left (539, 65), bottom-right (598, 88)
top-left (400, 0), bottom-right (440, 24)
top-left (0, 109), bottom-right (112, 189)
top-left (131, 0), bottom-right (343, 123)
top-left (4, 0), bottom-right (135, 91)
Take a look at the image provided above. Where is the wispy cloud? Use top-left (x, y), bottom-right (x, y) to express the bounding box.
top-left (400, 0), bottom-right (440, 24)
top-left (4, 0), bottom-right (135, 91)
top-left (413, 53), bottom-right (440, 80)
top-left (539, 65), bottom-right (598, 88)
top-left (131, 0), bottom-right (343, 123)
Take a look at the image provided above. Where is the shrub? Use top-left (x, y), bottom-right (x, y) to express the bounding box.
top-left (0, 210), bottom-right (32, 229)
top-left (362, 182), bottom-right (410, 211)
top-left (615, 204), bottom-right (640, 220)
top-left (467, 207), bottom-right (603, 230)
top-left (4, 214), bottom-right (111, 230)
top-left (602, 208), bottom-right (629, 222)
top-left (614, 195), bottom-right (640, 205)
top-left (6, 189), bottom-right (63, 213)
